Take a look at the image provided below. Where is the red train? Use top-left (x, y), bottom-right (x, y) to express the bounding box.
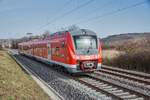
top-left (18, 29), bottom-right (102, 73)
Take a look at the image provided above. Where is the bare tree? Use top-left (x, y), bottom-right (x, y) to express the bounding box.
top-left (42, 30), bottom-right (50, 39)
top-left (68, 25), bottom-right (80, 31)
top-left (60, 25), bottom-right (80, 31)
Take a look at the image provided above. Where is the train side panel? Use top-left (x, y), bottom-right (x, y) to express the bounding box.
top-left (50, 32), bottom-right (69, 64)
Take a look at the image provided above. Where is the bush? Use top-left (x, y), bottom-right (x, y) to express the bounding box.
top-left (110, 48), bottom-right (150, 73)
top-left (103, 37), bottom-right (150, 73)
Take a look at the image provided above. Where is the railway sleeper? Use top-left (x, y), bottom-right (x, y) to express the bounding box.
top-left (121, 95), bottom-right (137, 99)
top-left (91, 81), bottom-right (102, 86)
top-left (111, 90), bottom-right (123, 93)
top-left (94, 84), bottom-right (104, 87)
top-left (104, 88), bottom-right (118, 91)
top-left (130, 97), bottom-right (144, 100)
top-left (99, 84), bottom-right (108, 87)
top-left (101, 86), bottom-right (113, 89)
top-left (115, 92), bottom-right (129, 96)
top-left (96, 82), bottom-right (104, 85)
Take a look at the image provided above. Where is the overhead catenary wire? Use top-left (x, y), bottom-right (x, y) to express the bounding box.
top-left (38, 0), bottom-right (95, 30)
top-left (74, 0), bottom-right (116, 21)
top-left (46, 0), bottom-right (73, 22)
top-left (75, 0), bottom-right (148, 25)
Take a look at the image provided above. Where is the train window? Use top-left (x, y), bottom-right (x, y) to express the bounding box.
top-left (62, 42), bottom-right (65, 48)
top-left (52, 47), bottom-right (59, 56)
top-left (51, 48), bottom-right (55, 55)
top-left (74, 36), bottom-right (97, 49)
top-left (48, 43), bottom-right (50, 48)
top-left (56, 47), bottom-right (59, 51)
top-left (58, 32), bottom-right (62, 35)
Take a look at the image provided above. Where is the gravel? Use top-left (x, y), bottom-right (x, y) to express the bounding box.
top-left (14, 55), bottom-right (113, 100)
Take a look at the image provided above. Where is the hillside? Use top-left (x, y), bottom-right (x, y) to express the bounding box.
top-left (102, 32), bottom-right (150, 45)
top-left (101, 32), bottom-right (150, 50)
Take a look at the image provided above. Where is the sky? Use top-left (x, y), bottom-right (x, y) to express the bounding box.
top-left (0, 0), bottom-right (150, 39)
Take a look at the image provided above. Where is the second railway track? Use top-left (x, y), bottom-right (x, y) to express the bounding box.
top-left (98, 68), bottom-right (150, 85)
top-left (101, 65), bottom-right (150, 80)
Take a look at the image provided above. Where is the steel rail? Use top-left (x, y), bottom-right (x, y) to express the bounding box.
top-left (97, 69), bottom-right (150, 85)
top-left (87, 73), bottom-right (150, 99)
top-left (102, 65), bottom-right (150, 79)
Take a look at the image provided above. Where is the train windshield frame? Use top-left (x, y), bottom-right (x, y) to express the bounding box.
top-left (73, 35), bottom-right (98, 50)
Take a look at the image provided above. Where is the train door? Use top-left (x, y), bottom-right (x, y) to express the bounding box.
top-left (60, 40), bottom-right (67, 63)
top-left (47, 42), bottom-right (51, 59)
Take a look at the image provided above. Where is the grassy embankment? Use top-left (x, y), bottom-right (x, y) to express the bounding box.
top-left (102, 37), bottom-right (150, 73)
top-left (0, 50), bottom-right (50, 100)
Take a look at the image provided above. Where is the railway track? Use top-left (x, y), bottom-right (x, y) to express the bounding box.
top-left (72, 66), bottom-right (150, 100)
top-left (53, 64), bottom-right (150, 100)
top-left (101, 65), bottom-right (150, 80)
top-left (81, 73), bottom-right (150, 100)
top-left (96, 66), bottom-right (150, 91)
top-left (78, 75), bottom-right (146, 100)
top-left (11, 53), bottom-right (150, 100)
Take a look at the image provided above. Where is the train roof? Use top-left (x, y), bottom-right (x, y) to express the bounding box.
top-left (19, 29), bottom-right (98, 45)
top-left (69, 29), bottom-right (97, 36)
top-left (49, 29), bottom-right (97, 37)
top-left (18, 39), bottom-right (49, 46)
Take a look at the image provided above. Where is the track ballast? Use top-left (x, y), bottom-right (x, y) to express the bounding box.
top-left (12, 53), bottom-right (150, 100)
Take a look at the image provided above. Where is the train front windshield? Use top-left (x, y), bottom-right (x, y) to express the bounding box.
top-left (74, 36), bottom-right (97, 49)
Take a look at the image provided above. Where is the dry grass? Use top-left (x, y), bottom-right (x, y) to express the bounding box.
top-left (0, 51), bottom-right (50, 100)
top-left (102, 50), bottom-right (123, 65)
top-left (102, 50), bottom-right (123, 59)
